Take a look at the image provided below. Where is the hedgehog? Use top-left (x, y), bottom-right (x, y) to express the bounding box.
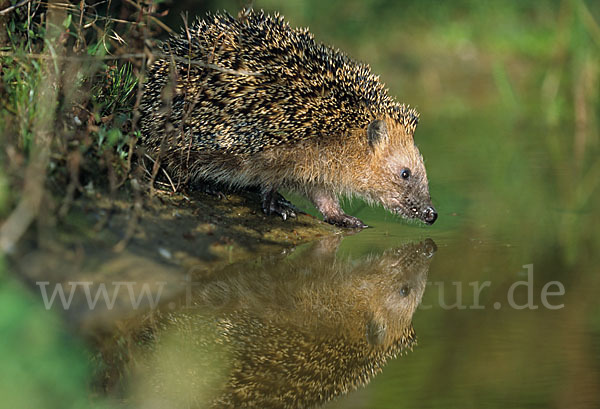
top-left (119, 237), bottom-right (436, 408)
top-left (140, 10), bottom-right (437, 228)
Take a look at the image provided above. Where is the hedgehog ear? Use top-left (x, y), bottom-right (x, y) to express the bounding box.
top-left (367, 119), bottom-right (388, 147)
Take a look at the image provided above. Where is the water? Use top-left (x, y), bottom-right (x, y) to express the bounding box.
top-left (325, 230), bottom-right (599, 409)
top-left (91, 182), bottom-right (599, 409)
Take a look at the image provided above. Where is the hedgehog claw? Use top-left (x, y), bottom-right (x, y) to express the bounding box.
top-left (323, 214), bottom-right (368, 229)
top-left (261, 190), bottom-right (298, 221)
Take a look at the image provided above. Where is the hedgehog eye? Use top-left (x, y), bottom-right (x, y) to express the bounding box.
top-left (399, 285), bottom-right (411, 297)
top-left (401, 169), bottom-right (411, 180)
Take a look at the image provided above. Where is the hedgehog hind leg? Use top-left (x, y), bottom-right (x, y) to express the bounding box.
top-left (309, 188), bottom-right (368, 229)
top-left (261, 187), bottom-right (299, 221)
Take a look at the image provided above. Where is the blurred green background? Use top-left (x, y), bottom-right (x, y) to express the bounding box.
top-left (1, 0), bottom-right (599, 408)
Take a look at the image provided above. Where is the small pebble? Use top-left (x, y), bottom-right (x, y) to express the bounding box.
top-left (158, 247), bottom-right (172, 260)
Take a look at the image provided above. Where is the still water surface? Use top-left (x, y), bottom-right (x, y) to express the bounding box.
top-left (95, 204), bottom-right (599, 408)
top-left (325, 223), bottom-right (598, 409)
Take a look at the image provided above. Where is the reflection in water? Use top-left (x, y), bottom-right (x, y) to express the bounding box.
top-left (99, 237), bottom-right (436, 408)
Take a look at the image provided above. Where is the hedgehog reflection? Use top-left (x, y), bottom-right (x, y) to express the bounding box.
top-left (131, 237), bottom-right (436, 408)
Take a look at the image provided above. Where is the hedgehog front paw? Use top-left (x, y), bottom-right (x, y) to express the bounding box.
top-left (323, 214), bottom-right (368, 229)
top-left (261, 190), bottom-right (298, 221)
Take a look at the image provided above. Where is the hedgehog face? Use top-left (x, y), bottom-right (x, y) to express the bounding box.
top-left (362, 239), bottom-right (436, 345)
top-left (367, 119), bottom-right (437, 225)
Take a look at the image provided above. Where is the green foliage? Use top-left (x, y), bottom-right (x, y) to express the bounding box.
top-left (0, 1), bottom-right (148, 195)
top-left (0, 259), bottom-right (106, 409)
top-left (1, 14), bottom-right (45, 153)
top-left (0, 56), bottom-right (41, 152)
top-left (90, 62), bottom-right (138, 156)
top-left (93, 63), bottom-right (138, 116)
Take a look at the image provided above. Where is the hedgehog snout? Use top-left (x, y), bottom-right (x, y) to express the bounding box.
top-left (423, 206), bottom-right (437, 225)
